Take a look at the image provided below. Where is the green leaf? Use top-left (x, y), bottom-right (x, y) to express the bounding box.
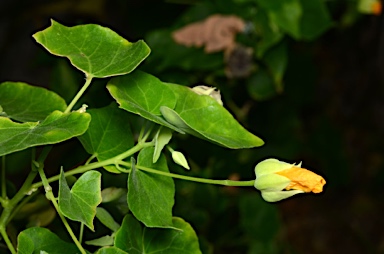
top-left (101, 187), bottom-right (126, 203)
top-left (115, 214), bottom-right (202, 254)
top-left (247, 70), bottom-right (277, 101)
top-left (108, 71), bottom-right (263, 148)
top-left (253, 10), bottom-right (284, 57)
top-left (0, 110), bottom-right (90, 157)
top-left (0, 81), bottom-right (67, 122)
top-left (86, 235), bottom-right (115, 247)
top-left (263, 42), bottom-right (288, 92)
top-left (153, 126), bottom-right (173, 163)
top-left (299, 0), bottom-right (333, 40)
top-left (59, 170), bottom-right (102, 230)
top-left (160, 84), bottom-right (264, 148)
top-left (33, 20), bottom-right (150, 78)
top-left (101, 188), bottom-right (129, 215)
top-left (239, 194), bottom-right (280, 241)
top-left (78, 103), bottom-right (134, 173)
top-left (96, 207), bottom-right (121, 232)
top-left (128, 147), bottom-right (175, 228)
top-left (97, 246), bottom-right (128, 254)
top-left (257, 0), bottom-right (302, 39)
top-left (17, 227), bottom-right (79, 254)
top-left (107, 71), bottom-right (184, 133)
top-left (145, 30), bottom-right (223, 73)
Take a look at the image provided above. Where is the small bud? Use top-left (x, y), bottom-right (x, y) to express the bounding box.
top-left (254, 158), bottom-right (326, 202)
top-left (171, 151), bottom-right (190, 170)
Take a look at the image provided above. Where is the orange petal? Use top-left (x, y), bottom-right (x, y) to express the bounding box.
top-left (276, 166), bottom-right (326, 193)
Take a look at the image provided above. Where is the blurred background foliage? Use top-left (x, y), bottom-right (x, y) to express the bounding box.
top-left (0, 0), bottom-right (384, 253)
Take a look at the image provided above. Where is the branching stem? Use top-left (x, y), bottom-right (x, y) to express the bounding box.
top-left (31, 141), bottom-right (154, 189)
top-left (0, 146), bottom-right (52, 253)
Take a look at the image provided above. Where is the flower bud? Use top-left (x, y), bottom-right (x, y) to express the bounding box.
top-left (171, 151), bottom-right (190, 170)
top-left (254, 158), bottom-right (326, 202)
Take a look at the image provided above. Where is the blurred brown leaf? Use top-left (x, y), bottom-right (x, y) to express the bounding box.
top-left (172, 14), bottom-right (245, 53)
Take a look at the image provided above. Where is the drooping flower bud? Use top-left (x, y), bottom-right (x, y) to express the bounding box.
top-left (254, 158), bottom-right (326, 202)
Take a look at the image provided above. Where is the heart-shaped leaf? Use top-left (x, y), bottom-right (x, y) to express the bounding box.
top-left (78, 103), bottom-right (134, 173)
top-left (128, 147), bottom-right (175, 228)
top-left (33, 20), bottom-right (150, 78)
top-left (0, 82), bottom-right (67, 122)
top-left (107, 71), bottom-right (183, 133)
top-left (0, 110), bottom-right (91, 157)
top-left (107, 71), bottom-right (263, 149)
top-left (59, 170), bottom-right (102, 230)
top-left (17, 227), bottom-right (79, 254)
top-left (114, 214), bottom-right (201, 254)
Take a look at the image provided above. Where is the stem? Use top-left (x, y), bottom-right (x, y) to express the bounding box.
top-left (166, 146), bottom-right (174, 153)
top-left (1, 156), bottom-right (6, 199)
top-left (79, 223), bottom-right (84, 244)
top-left (119, 161), bottom-right (255, 187)
top-left (138, 124), bottom-right (146, 142)
top-left (7, 192), bottom-right (37, 224)
top-left (0, 228), bottom-right (16, 254)
top-left (0, 147), bottom-right (52, 253)
top-left (85, 154), bottom-right (97, 165)
top-left (37, 163), bottom-right (86, 254)
top-left (141, 124), bottom-right (154, 142)
top-left (64, 74), bottom-right (93, 113)
top-left (138, 122), bottom-right (155, 143)
top-left (31, 141), bottom-right (154, 189)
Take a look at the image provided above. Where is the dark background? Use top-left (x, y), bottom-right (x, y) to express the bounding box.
top-left (1, 0), bottom-right (384, 253)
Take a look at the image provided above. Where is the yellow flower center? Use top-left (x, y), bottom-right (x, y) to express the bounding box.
top-left (276, 166), bottom-right (326, 193)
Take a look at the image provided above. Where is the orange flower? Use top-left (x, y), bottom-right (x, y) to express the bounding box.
top-left (276, 166), bottom-right (325, 193)
top-left (254, 159), bottom-right (326, 202)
